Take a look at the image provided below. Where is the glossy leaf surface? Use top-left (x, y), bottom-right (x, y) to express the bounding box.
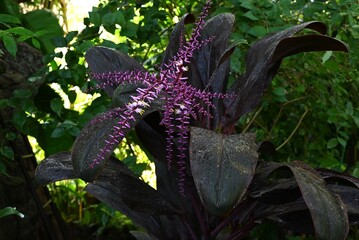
top-left (190, 127), bottom-right (258, 216)
top-left (35, 151), bottom-right (78, 185)
top-left (289, 162), bottom-right (349, 240)
top-left (251, 161), bottom-right (349, 240)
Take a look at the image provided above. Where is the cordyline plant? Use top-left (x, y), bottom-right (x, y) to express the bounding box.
top-left (35, 1), bottom-right (359, 239)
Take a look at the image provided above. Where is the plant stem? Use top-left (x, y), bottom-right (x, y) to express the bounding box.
top-left (226, 221), bottom-right (256, 240)
top-left (243, 106), bottom-right (263, 133)
top-left (211, 199), bottom-right (261, 239)
top-left (181, 215), bottom-right (198, 240)
top-left (276, 108), bottom-right (309, 151)
top-left (268, 96), bottom-right (306, 138)
top-left (191, 193), bottom-right (210, 239)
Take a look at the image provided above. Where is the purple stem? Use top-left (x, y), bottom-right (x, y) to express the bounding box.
top-left (190, 192), bottom-right (210, 239)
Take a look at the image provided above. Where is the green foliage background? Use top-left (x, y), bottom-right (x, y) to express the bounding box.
top-left (1, 0), bottom-right (358, 238)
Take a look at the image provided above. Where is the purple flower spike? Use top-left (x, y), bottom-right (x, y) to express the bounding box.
top-left (90, 0), bottom-right (232, 196)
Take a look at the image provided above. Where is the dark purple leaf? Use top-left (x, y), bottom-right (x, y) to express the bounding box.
top-left (190, 127), bottom-right (258, 216)
top-left (327, 184), bottom-right (359, 226)
top-left (272, 35), bottom-right (348, 62)
top-left (85, 157), bottom-right (182, 237)
top-left (288, 162), bottom-right (349, 239)
top-left (86, 157), bottom-right (179, 214)
top-left (85, 46), bottom-right (145, 97)
top-left (251, 161), bottom-right (349, 239)
top-left (35, 151), bottom-right (78, 185)
top-left (250, 177), bottom-right (301, 204)
top-left (317, 168), bottom-right (359, 188)
top-left (190, 13), bottom-right (235, 89)
top-left (189, 13), bottom-right (235, 129)
top-left (71, 108), bottom-right (136, 181)
top-left (130, 231), bottom-right (155, 240)
top-left (85, 182), bottom-right (162, 236)
top-left (112, 82), bottom-right (165, 110)
top-left (72, 94), bottom-right (163, 181)
top-left (269, 210), bottom-right (315, 235)
top-left (161, 14), bottom-right (195, 66)
top-left (223, 21), bottom-right (349, 131)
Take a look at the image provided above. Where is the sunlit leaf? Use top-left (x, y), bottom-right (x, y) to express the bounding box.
top-left (35, 151), bottom-right (78, 185)
top-left (86, 46), bottom-right (145, 97)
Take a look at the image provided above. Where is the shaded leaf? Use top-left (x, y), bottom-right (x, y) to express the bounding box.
top-left (0, 146), bottom-right (14, 159)
top-left (23, 9), bottom-right (64, 53)
top-left (0, 207), bottom-right (24, 219)
top-left (257, 141), bottom-right (276, 156)
top-left (85, 157), bottom-right (181, 238)
top-left (250, 161), bottom-right (349, 240)
top-left (134, 116), bottom-right (184, 207)
top-left (269, 209), bottom-right (315, 235)
top-left (50, 98), bottom-right (63, 116)
top-left (87, 157), bottom-right (178, 214)
top-left (35, 151), bottom-right (78, 185)
top-left (317, 168), bottom-right (359, 188)
top-left (327, 184), bottom-right (359, 226)
top-left (130, 231), bottom-right (158, 240)
top-left (250, 177), bottom-right (301, 204)
top-left (190, 127), bottom-right (258, 216)
top-left (85, 46), bottom-right (145, 97)
top-left (288, 162), bottom-right (349, 240)
top-left (2, 34), bottom-right (17, 57)
top-left (0, 14), bottom-right (21, 24)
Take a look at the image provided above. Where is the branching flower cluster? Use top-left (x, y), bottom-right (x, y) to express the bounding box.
top-left (90, 0), bottom-right (230, 193)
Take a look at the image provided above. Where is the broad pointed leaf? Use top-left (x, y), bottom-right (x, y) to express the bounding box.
top-left (72, 94), bottom-right (163, 181)
top-left (85, 182), bottom-right (161, 236)
top-left (85, 157), bottom-right (180, 237)
top-left (223, 21), bottom-right (349, 130)
top-left (35, 151), bottom-right (78, 185)
top-left (189, 127), bottom-right (258, 216)
top-left (72, 108), bottom-right (125, 181)
top-left (250, 177), bottom-right (301, 204)
top-left (251, 161), bottom-right (349, 240)
top-left (289, 162), bottom-right (349, 240)
top-left (86, 46), bottom-right (145, 97)
top-left (327, 184), bottom-right (359, 226)
top-left (317, 168), bottom-right (359, 188)
top-left (86, 157), bottom-right (178, 214)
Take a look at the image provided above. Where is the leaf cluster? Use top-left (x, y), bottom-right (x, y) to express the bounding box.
top-left (35, 6), bottom-right (359, 240)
